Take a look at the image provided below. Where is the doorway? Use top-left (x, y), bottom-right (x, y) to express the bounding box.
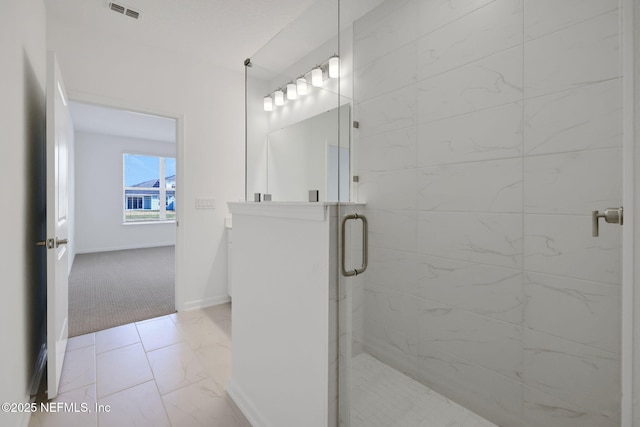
top-left (67, 101), bottom-right (179, 336)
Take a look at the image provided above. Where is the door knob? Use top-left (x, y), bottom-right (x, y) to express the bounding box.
top-left (592, 207), bottom-right (623, 237)
top-left (55, 238), bottom-right (69, 248)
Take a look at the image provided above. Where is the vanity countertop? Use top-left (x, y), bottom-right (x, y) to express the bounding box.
top-left (227, 201), bottom-right (364, 222)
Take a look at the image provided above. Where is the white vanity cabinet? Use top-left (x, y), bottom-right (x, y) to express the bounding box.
top-left (226, 202), bottom-right (339, 427)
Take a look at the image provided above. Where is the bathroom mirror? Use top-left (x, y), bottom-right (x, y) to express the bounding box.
top-left (244, 0), bottom-right (356, 203)
top-left (266, 104), bottom-right (350, 202)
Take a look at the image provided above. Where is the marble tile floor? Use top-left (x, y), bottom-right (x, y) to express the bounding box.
top-left (29, 303), bottom-right (251, 427)
top-left (351, 353), bottom-right (496, 427)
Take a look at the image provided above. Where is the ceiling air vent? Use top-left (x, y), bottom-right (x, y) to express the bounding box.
top-left (109, 2), bottom-right (125, 14)
top-left (108, 2), bottom-right (141, 20)
top-left (125, 8), bottom-right (140, 19)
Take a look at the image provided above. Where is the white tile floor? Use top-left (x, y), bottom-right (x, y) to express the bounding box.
top-left (28, 303), bottom-right (250, 427)
top-left (29, 305), bottom-right (498, 427)
top-left (351, 353), bottom-right (497, 427)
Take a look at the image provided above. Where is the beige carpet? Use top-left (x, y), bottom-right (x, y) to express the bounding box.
top-left (68, 246), bottom-right (176, 337)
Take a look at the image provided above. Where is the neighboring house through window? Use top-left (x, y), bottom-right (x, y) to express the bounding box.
top-left (123, 153), bottom-right (176, 222)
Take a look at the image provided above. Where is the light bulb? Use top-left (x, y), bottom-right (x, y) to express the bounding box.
top-left (286, 83), bottom-right (297, 100)
top-left (329, 56), bottom-right (339, 78)
top-left (297, 77), bottom-right (308, 96)
top-left (263, 96), bottom-right (273, 111)
top-left (311, 67), bottom-right (323, 87)
top-left (274, 90), bottom-right (284, 106)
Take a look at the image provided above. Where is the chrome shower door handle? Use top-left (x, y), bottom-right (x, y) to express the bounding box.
top-left (341, 213), bottom-right (368, 277)
top-left (592, 207), bottom-right (623, 237)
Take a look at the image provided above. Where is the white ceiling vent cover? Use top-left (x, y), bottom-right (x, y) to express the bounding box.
top-left (108, 2), bottom-right (140, 19)
top-left (125, 8), bottom-right (140, 19)
top-left (109, 2), bottom-right (125, 14)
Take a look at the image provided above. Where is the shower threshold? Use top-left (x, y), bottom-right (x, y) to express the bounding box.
top-left (351, 353), bottom-right (497, 427)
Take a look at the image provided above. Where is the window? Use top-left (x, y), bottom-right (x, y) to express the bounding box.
top-left (126, 196), bottom-right (143, 210)
top-left (123, 154), bottom-right (176, 222)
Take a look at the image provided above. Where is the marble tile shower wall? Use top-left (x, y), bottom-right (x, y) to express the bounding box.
top-left (353, 1), bottom-right (622, 426)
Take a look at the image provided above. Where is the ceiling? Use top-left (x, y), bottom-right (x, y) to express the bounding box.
top-left (251, 0), bottom-right (382, 76)
top-left (50, 0), bottom-right (333, 140)
top-left (52, 0), bottom-right (381, 139)
top-left (69, 101), bottom-right (177, 142)
top-left (45, 0), bottom-right (322, 71)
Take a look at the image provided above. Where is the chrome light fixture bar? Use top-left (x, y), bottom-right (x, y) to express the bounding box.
top-left (263, 55), bottom-right (340, 112)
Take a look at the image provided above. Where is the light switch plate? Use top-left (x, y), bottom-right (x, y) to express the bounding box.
top-left (195, 197), bottom-right (216, 209)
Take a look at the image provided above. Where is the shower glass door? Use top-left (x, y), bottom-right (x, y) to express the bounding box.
top-left (339, 0), bottom-right (624, 426)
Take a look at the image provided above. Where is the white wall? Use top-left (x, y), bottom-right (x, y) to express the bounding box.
top-left (0, 1), bottom-right (46, 426)
top-left (74, 131), bottom-right (176, 253)
top-left (47, 15), bottom-right (245, 310)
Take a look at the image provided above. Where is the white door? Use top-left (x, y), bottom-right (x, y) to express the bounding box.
top-left (45, 52), bottom-right (71, 399)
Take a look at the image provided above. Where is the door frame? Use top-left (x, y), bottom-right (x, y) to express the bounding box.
top-left (65, 91), bottom-right (186, 311)
top-left (622, 0), bottom-right (636, 425)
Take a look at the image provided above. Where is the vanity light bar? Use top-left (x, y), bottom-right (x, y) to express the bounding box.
top-left (263, 96), bottom-right (273, 111)
top-left (297, 77), bottom-right (308, 95)
top-left (328, 56), bottom-right (339, 78)
top-left (286, 83), bottom-right (297, 100)
top-left (274, 90), bottom-right (284, 106)
top-left (311, 67), bottom-right (323, 87)
top-left (263, 55), bottom-right (339, 112)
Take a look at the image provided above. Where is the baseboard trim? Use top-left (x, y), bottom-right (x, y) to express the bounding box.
top-left (227, 379), bottom-right (268, 427)
top-left (75, 243), bottom-right (175, 254)
top-left (182, 295), bottom-right (231, 311)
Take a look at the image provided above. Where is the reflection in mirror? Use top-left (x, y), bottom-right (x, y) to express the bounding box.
top-left (267, 104), bottom-right (349, 202)
top-left (244, 0), bottom-right (358, 203)
top-left (244, 0), bottom-right (381, 202)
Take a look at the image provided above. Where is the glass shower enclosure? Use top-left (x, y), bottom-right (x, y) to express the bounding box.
top-left (245, 0), bottom-right (625, 426)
